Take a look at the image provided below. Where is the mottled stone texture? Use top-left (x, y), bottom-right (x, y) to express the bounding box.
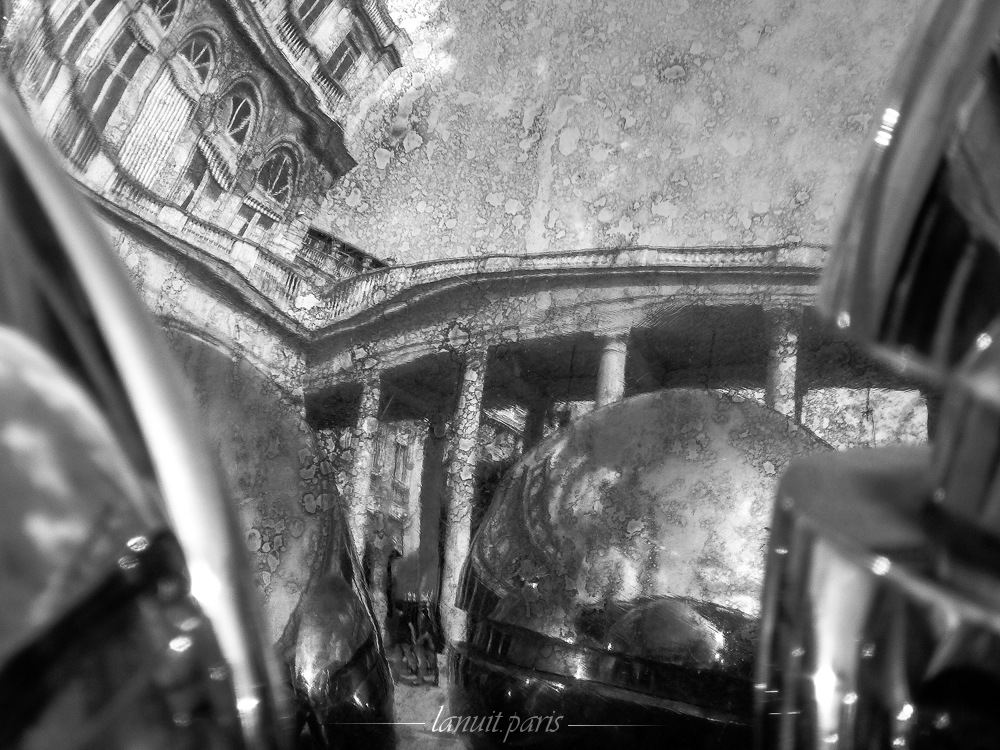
top-left (9, 0), bottom-right (934, 664)
top-left (107, 222), bottom-right (305, 391)
top-left (349, 376), bottom-right (383, 550)
top-left (801, 388), bottom-right (927, 450)
top-left (166, 330), bottom-right (328, 641)
top-left (319, 0), bottom-right (916, 262)
top-left (5, 0), bottom-right (340, 265)
top-left (440, 345), bottom-right (489, 642)
top-left (764, 306), bottom-right (800, 418)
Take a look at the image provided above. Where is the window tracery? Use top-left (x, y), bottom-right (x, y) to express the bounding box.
top-left (256, 148), bottom-right (296, 205)
top-left (179, 34), bottom-right (214, 84)
top-left (222, 90), bottom-right (256, 146)
top-left (149, 0), bottom-right (180, 28)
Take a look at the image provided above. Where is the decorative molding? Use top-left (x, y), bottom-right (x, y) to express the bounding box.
top-left (315, 245), bottom-right (827, 327)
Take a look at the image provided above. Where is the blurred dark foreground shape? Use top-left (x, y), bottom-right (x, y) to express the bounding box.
top-left (757, 2), bottom-right (1000, 749)
top-left (0, 77), bottom-right (395, 750)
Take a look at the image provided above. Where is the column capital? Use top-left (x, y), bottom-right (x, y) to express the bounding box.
top-left (460, 342), bottom-right (490, 367)
top-left (600, 335), bottom-right (629, 353)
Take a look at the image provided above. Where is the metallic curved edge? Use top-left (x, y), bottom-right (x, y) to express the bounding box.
top-left (0, 82), bottom-right (292, 749)
top-left (449, 641), bottom-right (751, 750)
top-left (462, 617), bottom-right (751, 720)
top-left (819, 0), bottom-right (1000, 374)
top-left (754, 447), bottom-right (1000, 749)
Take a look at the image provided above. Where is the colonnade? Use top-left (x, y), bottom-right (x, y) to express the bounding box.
top-left (337, 308), bottom-right (803, 643)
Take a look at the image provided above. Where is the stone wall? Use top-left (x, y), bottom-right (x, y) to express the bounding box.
top-left (802, 387), bottom-right (927, 450)
top-left (3, 0), bottom-right (346, 270)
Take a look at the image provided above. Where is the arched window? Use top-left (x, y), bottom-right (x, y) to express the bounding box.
top-left (297, 0), bottom-right (333, 30)
top-left (150, 0), bottom-right (179, 28)
top-left (220, 87), bottom-right (257, 146)
top-left (179, 34), bottom-right (214, 84)
top-left (256, 148), bottom-right (296, 205)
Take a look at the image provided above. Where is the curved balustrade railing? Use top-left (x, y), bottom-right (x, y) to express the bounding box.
top-left (359, 0), bottom-right (402, 47)
top-left (81, 170), bottom-right (828, 330)
top-left (92, 167), bottom-right (826, 331)
top-left (320, 245), bottom-right (826, 323)
top-left (107, 175), bottom-right (306, 310)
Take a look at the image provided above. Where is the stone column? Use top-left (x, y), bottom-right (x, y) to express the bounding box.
top-left (369, 515), bottom-right (391, 636)
top-left (595, 334), bottom-right (628, 408)
top-left (440, 346), bottom-right (488, 645)
top-left (764, 306), bottom-right (802, 420)
top-left (402, 432), bottom-right (424, 563)
top-left (348, 376), bottom-right (381, 558)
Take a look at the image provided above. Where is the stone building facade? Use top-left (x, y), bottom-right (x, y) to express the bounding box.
top-left (1, 0), bottom-right (930, 649)
top-left (2, 0), bottom-right (400, 309)
top-left (0, 0), bottom-right (406, 638)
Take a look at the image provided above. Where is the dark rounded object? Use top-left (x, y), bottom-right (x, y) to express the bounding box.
top-left (454, 388), bottom-right (830, 748)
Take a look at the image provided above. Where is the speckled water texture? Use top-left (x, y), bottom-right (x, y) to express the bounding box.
top-left (321, 0), bottom-right (915, 262)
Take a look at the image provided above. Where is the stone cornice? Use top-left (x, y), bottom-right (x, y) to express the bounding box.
top-left (300, 245), bottom-right (827, 381)
top-left (82, 200), bottom-right (827, 384)
top-left (303, 244), bottom-right (826, 335)
top-left (353, 0), bottom-right (404, 67)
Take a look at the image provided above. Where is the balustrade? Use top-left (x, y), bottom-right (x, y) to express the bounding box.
top-left (320, 246), bottom-right (825, 324)
top-left (265, 5), bottom-right (349, 114)
top-left (107, 172), bottom-right (309, 311)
